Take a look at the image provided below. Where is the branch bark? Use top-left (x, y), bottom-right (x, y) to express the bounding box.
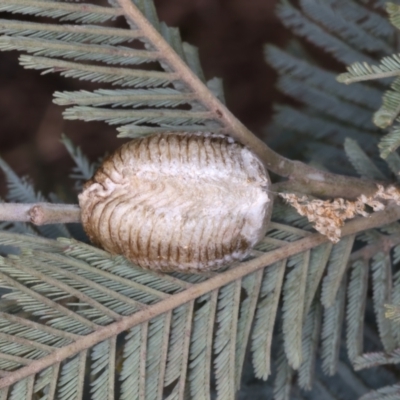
top-left (0, 203), bottom-right (81, 225)
top-left (1, 204), bottom-right (400, 389)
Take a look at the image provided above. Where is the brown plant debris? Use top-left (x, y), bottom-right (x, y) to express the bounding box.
top-left (279, 185), bottom-right (400, 243)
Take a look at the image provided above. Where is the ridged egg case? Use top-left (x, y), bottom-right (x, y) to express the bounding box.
top-left (79, 132), bottom-right (272, 272)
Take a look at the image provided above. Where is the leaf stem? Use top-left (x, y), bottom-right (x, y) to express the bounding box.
top-left (0, 203), bottom-right (81, 225)
top-left (1, 204), bottom-right (400, 388)
top-left (339, 70), bottom-right (400, 84)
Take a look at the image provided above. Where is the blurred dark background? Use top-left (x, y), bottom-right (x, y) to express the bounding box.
top-left (0, 0), bottom-right (288, 199)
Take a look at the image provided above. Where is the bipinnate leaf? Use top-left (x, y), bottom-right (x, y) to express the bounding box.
top-left (1, 1), bottom-right (400, 399)
top-left (0, 0), bottom-right (231, 139)
top-left (0, 202), bottom-right (395, 399)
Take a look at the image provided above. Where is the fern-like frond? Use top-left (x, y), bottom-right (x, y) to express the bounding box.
top-left (282, 251), bottom-right (309, 369)
top-left (269, 0), bottom-right (395, 171)
top-left (164, 303), bottom-right (193, 398)
top-left (298, 300), bottom-right (321, 390)
top-left (337, 55), bottom-right (400, 85)
top-left (144, 314), bottom-right (170, 399)
top-left (119, 324), bottom-right (145, 400)
top-left (321, 274), bottom-right (346, 376)
top-left (277, 76), bottom-right (376, 131)
top-left (0, 159), bottom-right (45, 205)
top-left (333, 1), bottom-right (400, 162)
top-left (251, 260), bottom-right (286, 380)
top-left (266, 46), bottom-right (381, 110)
top-left (379, 126), bottom-right (400, 161)
top-left (90, 338), bottom-right (116, 400)
top-left (353, 348), bottom-right (400, 371)
top-left (346, 260), bottom-right (369, 362)
top-left (371, 252), bottom-right (396, 353)
top-left (0, 0), bottom-right (122, 24)
top-left (266, 0), bottom-right (400, 399)
top-left (214, 280), bottom-right (241, 399)
top-left (267, 36), bottom-right (382, 170)
top-left (0, 206), bottom-right (394, 399)
top-left (298, 0), bottom-right (391, 54)
top-left (383, 152), bottom-right (400, 179)
top-left (61, 135), bottom-right (97, 191)
top-left (62, 107), bottom-right (213, 126)
top-left (235, 270), bottom-right (263, 388)
top-left (273, 106), bottom-right (378, 151)
top-left (391, 270), bottom-right (400, 347)
top-left (188, 292), bottom-right (217, 400)
top-left (1, 1), bottom-right (400, 399)
top-left (0, 36), bottom-right (157, 66)
top-left (54, 88), bottom-right (195, 108)
top-left (344, 138), bottom-right (386, 180)
top-left (57, 351), bottom-right (86, 400)
top-left (304, 243), bottom-right (332, 314)
top-left (0, 0), bottom-right (234, 139)
top-left (387, 2), bottom-right (400, 31)
top-left (374, 78), bottom-right (400, 129)
top-left (360, 383), bottom-right (400, 400)
top-left (321, 235), bottom-right (355, 308)
top-left (273, 348), bottom-right (293, 400)
top-left (0, 19), bottom-right (140, 44)
top-left (336, 0), bottom-right (394, 39)
top-left (20, 55), bottom-right (174, 87)
top-left (276, 1), bottom-right (374, 65)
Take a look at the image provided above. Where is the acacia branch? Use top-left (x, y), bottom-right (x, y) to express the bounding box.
top-left (114, 0), bottom-right (379, 199)
top-left (0, 203), bottom-right (80, 225)
top-left (1, 204), bottom-right (400, 389)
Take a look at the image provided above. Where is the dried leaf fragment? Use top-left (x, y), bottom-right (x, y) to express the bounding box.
top-left (384, 304), bottom-right (400, 322)
top-left (79, 132), bottom-right (272, 272)
top-left (280, 185), bottom-right (400, 243)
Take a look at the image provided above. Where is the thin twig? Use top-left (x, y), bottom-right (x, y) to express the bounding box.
top-left (1, 204), bottom-right (399, 389)
top-left (340, 70), bottom-right (400, 84)
top-left (114, 0), bottom-right (380, 199)
top-left (0, 203), bottom-right (80, 225)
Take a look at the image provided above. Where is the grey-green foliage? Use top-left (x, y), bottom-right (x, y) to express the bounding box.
top-left (0, 212), bottom-right (396, 400)
top-left (0, 0), bottom-right (224, 139)
top-left (336, 2), bottom-right (400, 160)
top-left (267, 0), bottom-right (397, 173)
top-left (265, 0), bottom-right (400, 398)
top-left (0, 0), bottom-right (399, 400)
top-left (60, 134), bottom-right (97, 191)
